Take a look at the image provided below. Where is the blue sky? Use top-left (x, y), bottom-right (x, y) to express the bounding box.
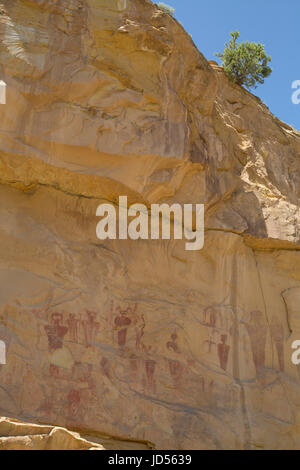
top-left (155, 0), bottom-right (300, 130)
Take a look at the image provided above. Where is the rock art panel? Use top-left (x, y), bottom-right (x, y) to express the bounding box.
top-left (0, 0), bottom-right (299, 451)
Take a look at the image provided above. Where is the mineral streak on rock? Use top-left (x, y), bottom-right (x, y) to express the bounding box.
top-left (0, 0), bottom-right (300, 450)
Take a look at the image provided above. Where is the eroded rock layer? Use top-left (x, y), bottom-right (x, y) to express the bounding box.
top-left (0, 0), bottom-right (300, 450)
top-left (0, 416), bottom-right (105, 450)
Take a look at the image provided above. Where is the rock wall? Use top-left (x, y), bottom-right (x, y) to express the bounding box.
top-left (0, 0), bottom-right (300, 449)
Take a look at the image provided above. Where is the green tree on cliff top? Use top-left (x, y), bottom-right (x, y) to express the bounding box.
top-left (157, 2), bottom-right (175, 16)
top-left (215, 31), bottom-right (272, 90)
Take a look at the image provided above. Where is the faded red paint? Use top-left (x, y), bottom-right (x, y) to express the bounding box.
top-left (44, 313), bottom-right (68, 352)
top-left (115, 309), bottom-right (132, 347)
top-left (203, 307), bottom-right (218, 327)
top-left (168, 359), bottom-right (183, 381)
top-left (38, 398), bottom-right (53, 418)
top-left (66, 313), bottom-right (79, 342)
top-left (245, 311), bottom-right (267, 374)
top-left (204, 336), bottom-right (216, 353)
top-left (67, 389), bottom-right (81, 417)
top-left (100, 357), bottom-right (111, 379)
top-left (166, 333), bottom-right (180, 354)
top-left (82, 311), bottom-right (99, 348)
top-left (49, 363), bottom-right (60, 378)
top-left (217, 335), bottom-right (230, 371)
top-left (135, 314), bottom-right (145, 350)
top-left (145, 359), bottom-right (156, 388)
top-left (270, 317), bottom-right (285, 372)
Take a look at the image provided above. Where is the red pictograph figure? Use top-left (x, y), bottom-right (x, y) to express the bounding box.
top-left (166, 333), bottom-right (180, 353)
top-left (166, 333), bottom-right (184, 384)
top-left (270, 317), bottom-right (285, 372)
top-left (66, 313), bottom-right (79, 343)
top-left (81, 310), bottom-right (99, 348)
top-left (217, 334), bottom-right (230, 371)
top-left (114, 307), bottom-right (132, 347)
top-left (145, 359), bottom-right (156, 389)
top-left (100, 357), bottom-right (111, 379)
top-left (37, 398), bottom-right (53, 419)
top-left (31, 309), bottom-right (44, 320)
top-left (206, 307), bottom-right (218, 327)
top-left (72, 362), bottom-right (94, 388)
top-left (245, 310), bottom-right (267, 374)
top-left (49, 364), bottom-right (60, 378)
top-left (203, 307), bottom-right (218, 327)
top-left (135, 314), bottom-right (145, 350)
top-left (44, 313), bottom-right (68, 353)
top-left (204, 335), bottom-right (216, 353)
top-left (67, 389), bottom-right (81, 417)
top-left (168, 359), bottom-right (183, 382)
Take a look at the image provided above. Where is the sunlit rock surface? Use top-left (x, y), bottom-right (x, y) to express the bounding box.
top-left (0, 416), bottom-right (105, 450)
top-left (0, 0), bottom-right (300, 450)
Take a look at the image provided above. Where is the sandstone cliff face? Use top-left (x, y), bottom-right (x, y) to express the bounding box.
top-left (0, 0), bottom-right (300, 450)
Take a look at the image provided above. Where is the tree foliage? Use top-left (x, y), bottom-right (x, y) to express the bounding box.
top-left (215, 31), bottom-right (272, 89)
top-left (157, 2), bottom-right (175, 16)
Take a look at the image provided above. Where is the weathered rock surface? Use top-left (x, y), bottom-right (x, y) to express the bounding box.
top-left (0, 416), bottom-right (104, 450)
top-left (0, 0), bottom-right (300, 450)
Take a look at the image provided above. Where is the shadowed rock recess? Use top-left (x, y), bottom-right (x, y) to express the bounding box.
top-left (0, 0), bottom-right (300, 450)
